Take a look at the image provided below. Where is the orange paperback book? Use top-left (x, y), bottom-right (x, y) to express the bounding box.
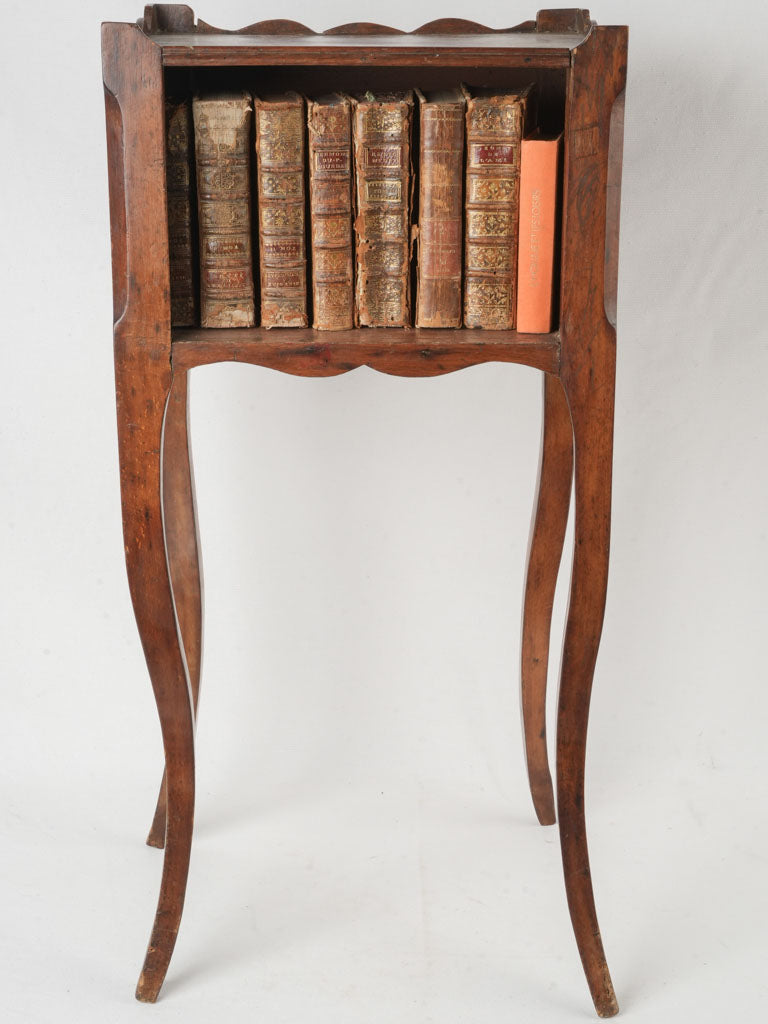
top-left (516, 131), bottom-right (562, 334)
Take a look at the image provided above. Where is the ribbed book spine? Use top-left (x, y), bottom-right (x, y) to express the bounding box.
top-left (165, 98), bottom-right (196, 326)
top-left (415, 90), bottom-right (465, 328)
top-left (463, 87), bottom-right (531, 329)
top-left (192, 93), bottom-right (255, 328)
top-left (254, 92), bottom-right (308, 328)
top-left (516, 132), bottom-right (562, 333)
top-left (308, 95), bottom-right (354, 331)
top-left (353, 92), bottom-right (413, 327)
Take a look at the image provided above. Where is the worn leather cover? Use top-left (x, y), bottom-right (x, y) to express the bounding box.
top-left (352, 92), bottom-right (413, 327)
top-left (254, 92), bottom-right (308, 328)
top-left (516, 131), bottom-right (562, 333)
top-left (463, 85), bottom-right (533, 329)
top-left (308, 95), bottom-right (355, 330)
top-left (192, 93), bottom-right (255, 328)
top-left (165, 98), bottom-right (196, 326)
top-left (415, 89), bottom-right (465, 328)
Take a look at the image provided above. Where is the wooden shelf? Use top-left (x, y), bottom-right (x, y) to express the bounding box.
top-left (171, 327), bottom-right (561, 376)
top-left (154, 32), bottom-right (580, 68)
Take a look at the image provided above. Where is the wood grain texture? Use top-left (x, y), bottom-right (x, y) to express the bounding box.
top-left (142, 11), bottom-right (572, 37)
top-left (147, 371), bottom-right (203, 849)
top-left (413, 18), bottom-right (534, 34)
top-left (521, 373), bottom-right (573, 827)
top-left (142, 3), bottom-right (194, 33)
top-left (536, 8), bottom-right (591, 34)
top-left (144, 6), bottom-right (590, 66)
top-left (555, 22), bottom-right (628, 1019)
top-left (196, 17), bottom-right (313, 34)
top-left (102, 21), bottom-right (195, 1004)
top-left (171, 327), bottom-right (560, 376)
top-left (153, 32), bottom-right (582, 68)
top-left (604, 88), bottom-right (625, 327)
top-left (323, 22), bottom-right (405, 36)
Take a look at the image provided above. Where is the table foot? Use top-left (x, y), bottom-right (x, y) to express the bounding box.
top-left (135, 746), bottom-right (195, 1002)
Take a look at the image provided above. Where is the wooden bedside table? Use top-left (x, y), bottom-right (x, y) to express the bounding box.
top-left (102, 6), bottom-right (627, 1015)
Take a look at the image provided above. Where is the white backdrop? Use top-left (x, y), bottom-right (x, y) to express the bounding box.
top-left (1, 1), bottom-right (767, 1021)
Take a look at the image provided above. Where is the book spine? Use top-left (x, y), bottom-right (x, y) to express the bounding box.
top-left (254, 95), bottom-right (308, 328)
top-left (193, 95), bottom-right (255, 328)
top-left (416, 99), bottom-right (465, 328)
top-left (464, 96), bottom-right (525, 329)
top-left (516, 136), bottom-right (561, 334)
top-left (353, 97), bottom-right (412, 327)
top-left (308, 99), bottom-right (355, 330)
top-left (165, 98), bottom-right (196, 326)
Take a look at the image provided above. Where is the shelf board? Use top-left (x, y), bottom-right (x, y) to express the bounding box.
top-left (171, 327), bottom-right (560, 377)
top-left (155, 33), bottom-right (578, 67)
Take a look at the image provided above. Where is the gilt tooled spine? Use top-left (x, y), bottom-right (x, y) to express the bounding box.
top-left (254, 93), bottom-right (308, 328)
top-left (353, 93), bottom-right (413, 327)
top-left (165, 98), bottom-right (196, 326)
top-left (308, 97), bottom-right (354, 331)
top-left (464, 89), bottom-right (530, 330)
top-left (193, 93), bottom-right (255, 328)
top-left (416, 94), bottom-right (465, 328)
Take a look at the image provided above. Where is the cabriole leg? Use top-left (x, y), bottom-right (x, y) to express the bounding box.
top-left (116, 363), bottom-right (196, 1003)
top-left (147, 371), bottom-right (203, 850)
top-left (556, 381), bottom-right (618, 1018)
top-left (521, 372), bottom-right (573, 825)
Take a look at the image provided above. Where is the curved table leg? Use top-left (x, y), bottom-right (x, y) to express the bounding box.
top-left (556, 381), bottom-right (618, 1018)
top-left (521, 373), bottom-right (573, 825)
top-left (147, 371), bottom-right (203, 850)
top-left (117, 363), bottom-right (196, 1003)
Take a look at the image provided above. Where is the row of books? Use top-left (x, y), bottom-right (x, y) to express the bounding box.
top-left (166, 86), bottom-right (561, 333)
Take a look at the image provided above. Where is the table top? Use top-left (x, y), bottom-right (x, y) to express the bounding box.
top-left (139, 15), bottom-right (593, 67)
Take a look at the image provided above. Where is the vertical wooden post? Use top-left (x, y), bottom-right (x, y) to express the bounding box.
top-left (556, 22), bottom-right (628, 1018)
top-left (103, 21), bottom-right (196, 1002)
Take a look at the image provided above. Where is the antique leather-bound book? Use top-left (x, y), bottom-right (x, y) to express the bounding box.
top-left (307, 94), bottom-right (355, 331)
top-left (352, 91), bottom-right (413, 327)
top-left (253, 92), bottom-right (308, 328)
top-left (463, 85), bottom-right (534, 329)
top-left (192, 93), bottom-right (255, 328)
top-left (516, 130), bottom-right (562, 333)
top-left (415, 88), bottom-right (465, 328)
top-left (165, 97), bottom-right (196, 326)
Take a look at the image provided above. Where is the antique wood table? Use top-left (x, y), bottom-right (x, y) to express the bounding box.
top-left (102, 5), bottom-right (627, 1015)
